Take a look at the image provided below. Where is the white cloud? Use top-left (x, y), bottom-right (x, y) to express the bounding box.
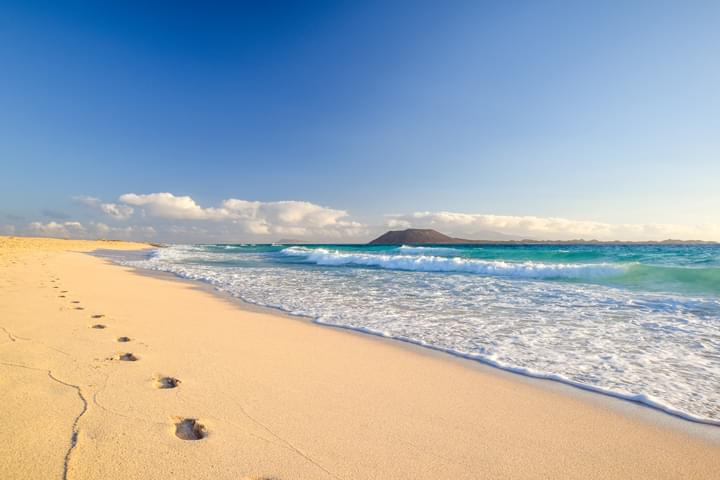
top-left (119, 193), bottom-right (226, 220)
top-left (99, 203), bottom-right (134, 220)
top-left (74, 195), bottom-right (134, 220)
top-left (221, 199), bottom-right (362, 236)
top-left (28, 221), bottom-right (86, 237)
top-left (116, 192), bottom-right (366, 239)
top-left (385, 211), bottom-right (720, 241)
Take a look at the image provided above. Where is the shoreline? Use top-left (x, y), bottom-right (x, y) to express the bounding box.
top-left (2, 236), bottom-right (719, 479)
top-left (114, 249), bottom-right (720, 443)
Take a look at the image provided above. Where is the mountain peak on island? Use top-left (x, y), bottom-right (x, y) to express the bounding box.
top-left (369, 229), bottom-right (464, 244)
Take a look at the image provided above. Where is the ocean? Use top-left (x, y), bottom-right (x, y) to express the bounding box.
top-left (118, 243), bottom-right (720, 425)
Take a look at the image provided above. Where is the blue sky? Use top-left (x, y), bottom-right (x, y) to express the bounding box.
top-left (1, 1), bottom-right (719, 241)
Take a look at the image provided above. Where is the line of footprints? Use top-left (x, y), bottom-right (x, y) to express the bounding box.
top-left (50, 276), bottom-right (206, 441)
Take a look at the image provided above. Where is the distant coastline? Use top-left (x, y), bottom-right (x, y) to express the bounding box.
top-left (368, 228), bottom-right (719, 246)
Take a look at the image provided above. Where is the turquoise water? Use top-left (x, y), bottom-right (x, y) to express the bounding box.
top-left (122, 243), bottom-right (720, 424)
top-left (281, 243), bottom-right (720, 295)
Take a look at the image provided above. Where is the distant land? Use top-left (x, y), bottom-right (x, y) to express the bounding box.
top-left (368, 229), bottom-right (719, 245)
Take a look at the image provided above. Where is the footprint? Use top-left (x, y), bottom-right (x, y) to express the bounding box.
top-left (91, 314), bottom-right (105, 319)
top-left (173, 418), bottom-right (206, 440)
top-left (116, 336), bottom-right (131, 343)
top-left (61, 290), bottom-right (68, 293)
top-left (75, 307), bottom-right (85, 310)
top-left (91, 324), bottom-right (106, 329)
top-left (154, 375), bottom-right (180, 389)
top-left (112, 353), bottom-right (138, 362)
top-left (59, 295), bottom-right (66, 298)
top-left (71, 301), bottom-right (80, 304)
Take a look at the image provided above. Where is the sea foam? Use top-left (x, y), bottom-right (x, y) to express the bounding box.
top-left (281, 246), bottom-right (626, 279)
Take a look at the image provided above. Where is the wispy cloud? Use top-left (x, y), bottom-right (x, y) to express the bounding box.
top-left (41, 209), bottom-right (71, 220)
top-left (93, 222), bottom-right (157, 238)
top-left (74, 195), bottom-right (134, 220)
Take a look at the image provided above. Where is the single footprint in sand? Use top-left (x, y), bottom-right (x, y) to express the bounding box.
top-left (71, 301), bottom-right (80, 304)
top-left (61, 290), bottom-right (68, 293)
top-left (75, 307), bottom-right (85, 310)
top-left (173, 418), bottom-right (206, 440)
top-left (116, 336), bottom-right (131, 343)
top-left (91, 324), bottom-right (106, 329)
top-left (111, 352), bottom-right (138, 361)
top-left (59, 295), bottom-right (66, 298)
top-left (154, 375), bottom-right (180, 389)
top-left (91, 314), bottom-right (105, 319)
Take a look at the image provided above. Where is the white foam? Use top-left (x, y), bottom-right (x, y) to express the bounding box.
top-left (281, 246), bottom-right (626, 279)
top-left (313, 318), bottom-right (720, 426)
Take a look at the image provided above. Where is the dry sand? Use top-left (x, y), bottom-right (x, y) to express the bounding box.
top-left (1, 236), bottom-right (718, 479)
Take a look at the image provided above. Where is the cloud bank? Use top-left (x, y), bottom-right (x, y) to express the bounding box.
top-left (25, 220), bottom-right (156, 240)
top-left (5, 192), bottom-right (719, 242)
top-left (28, 221), bottom-right (86, 237)
top-left (386, 211), bottom-right (720, 241)
top-left (117, 192), bottom-right (366, 238)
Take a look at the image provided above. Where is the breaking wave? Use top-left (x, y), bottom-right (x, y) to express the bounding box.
top-left (281, 246), bottom-right (626, 279)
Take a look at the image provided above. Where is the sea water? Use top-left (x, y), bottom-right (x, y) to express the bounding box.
top-left (120, 243), bottom-right (720, 424)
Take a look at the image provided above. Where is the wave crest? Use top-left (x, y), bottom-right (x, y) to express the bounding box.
top-left (281, 247), bottom-right (626, 279)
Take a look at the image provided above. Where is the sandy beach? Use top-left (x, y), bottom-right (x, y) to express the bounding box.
top-left (0, 236), bottom-right (718, 479)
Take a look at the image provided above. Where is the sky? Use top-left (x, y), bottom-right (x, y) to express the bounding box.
top-left (1, 0), bottom-right (719, 242)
